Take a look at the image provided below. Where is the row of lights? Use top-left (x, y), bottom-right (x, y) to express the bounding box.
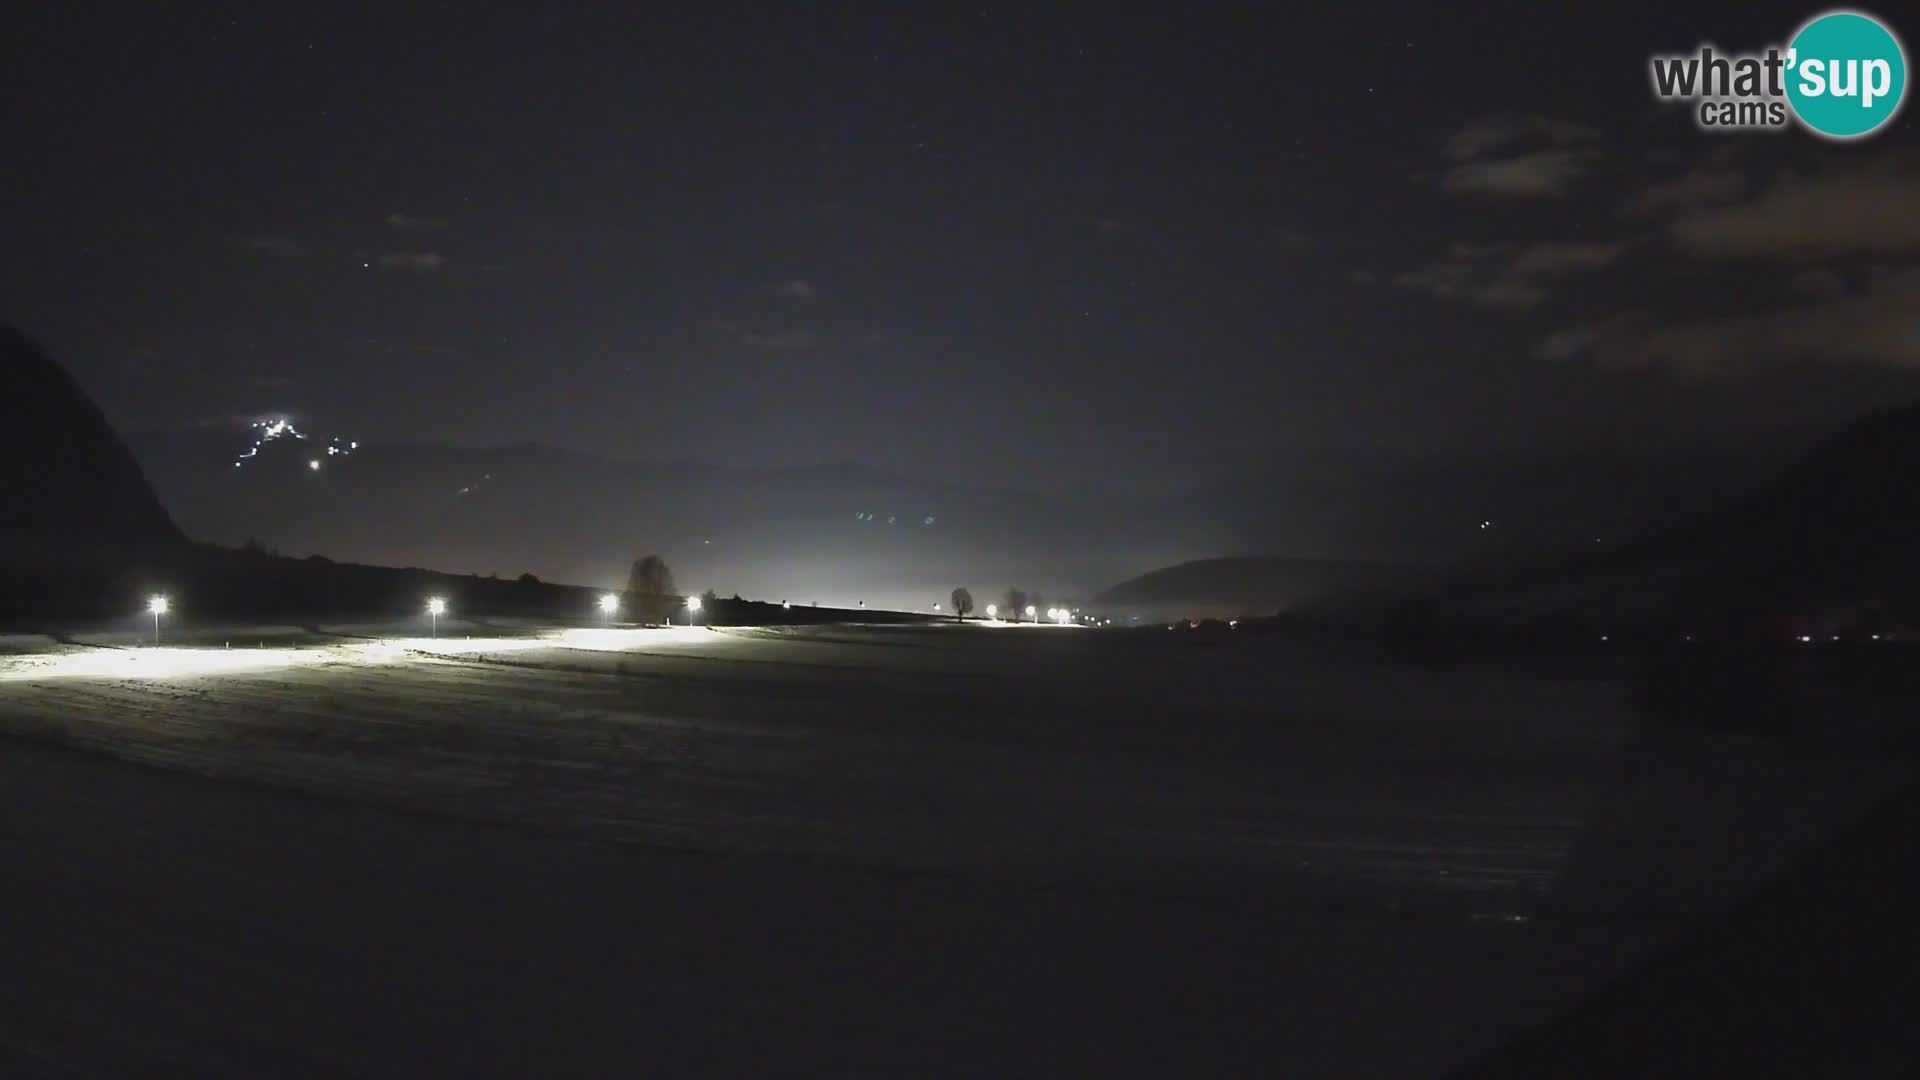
top-left (975, 603), bottom-right (1088, 624)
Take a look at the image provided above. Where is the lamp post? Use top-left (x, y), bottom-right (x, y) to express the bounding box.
top-left (985, 603), bottom-right (997, 621)
top-left (148, 594), bottom-right (169, 646)
top-left (687, 594), bottom-right (702, 628)
top-left (599, 593), bottom-right (619, 627)
top-left (1024, 604), bottom-right (1036, 623)
top-left (427, 596), bottom-right (446, 638)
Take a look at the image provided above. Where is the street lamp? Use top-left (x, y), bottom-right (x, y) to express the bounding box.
top-left (985, 603), bottom-right (997, 620)
top-left (1024, 604), bottom-right (1036, 622)
top-left (686, 594), bottom-right (702, 628)
top-left (599, 593), bottom-right (619, 627)
top-left (148, 594), bottom-right (169, 646)
top-left (427, 596), bottom-right (447, 637)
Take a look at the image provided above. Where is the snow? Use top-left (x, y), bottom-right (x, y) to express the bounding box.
top-left (0, 622), bottom-right (1907, 1075)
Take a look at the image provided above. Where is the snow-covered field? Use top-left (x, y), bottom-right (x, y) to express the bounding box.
top-left (0, 621), bottom-right (1907, 1076)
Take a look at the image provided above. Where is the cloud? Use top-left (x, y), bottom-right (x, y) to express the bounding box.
top-left (1539, 266), bottom-right (1920, 377)
top-left (233, 234), bottom-right (305, 258)
top-left (1445, 114), bottom-right (1600, 162)
top-left (1268, 228), bottom-right (1310, 253)
top-left (1671, 161), bottom-right (1920, 259)
top-left (1620, 168), bottom-right (1749, 217)
top-left (1789, 266), bottom-right (1849, 301)
top-left (1441, 149), bottom-right (1598, 198)
top-left (1393, 258), bottom-right (1548, 309)
top-left (738, 328), bottom-right (816, 350)
top-left (1510, 242), bottom-right (1626, 276)
top-left (1392, 241), bottom-right (1623, 309)
top-left (375, 251), bottom-right (448, 273)
top-left (385, 213), bottom-right (447, 230)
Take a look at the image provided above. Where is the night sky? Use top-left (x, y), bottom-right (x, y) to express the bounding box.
top-left (7, 2), bottom-right (1918, 501)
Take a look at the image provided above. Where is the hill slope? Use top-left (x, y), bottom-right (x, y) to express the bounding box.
top-left (0, 323), bottom-right (181, 548)
top-left (1434, 399), bottom-right (1920, 631)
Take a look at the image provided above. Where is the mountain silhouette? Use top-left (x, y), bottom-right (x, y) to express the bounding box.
top-left (0, 322), bottom-right (181, 549)
top-left (1419, 399), bottom-right (1920, 633)
top-left (1095, 556), bottom-right (1408, 618)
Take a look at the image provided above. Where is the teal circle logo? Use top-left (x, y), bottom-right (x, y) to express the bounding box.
top-left (1786, 10), bottom-right (1907, 139)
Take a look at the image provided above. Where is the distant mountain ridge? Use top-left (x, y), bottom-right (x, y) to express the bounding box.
top-left (1095, 556), bottom-right (1412, 617)
top-left (122, 424), bottom-right (1191, 609)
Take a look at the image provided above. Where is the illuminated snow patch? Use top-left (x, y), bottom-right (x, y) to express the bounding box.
top-left (0, 646), bottom-right (342, 681)
top-left (0, 627), bottom-right (739, 683)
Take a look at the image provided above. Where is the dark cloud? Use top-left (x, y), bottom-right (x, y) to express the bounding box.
top-left (1540, 266), bottom-right (1920, 377)
top-left (1437, 114), bottom-right (1602, 198)
top-left (1670, 159), bottom-right (1920, 259)
top-left (1394, 259), bottom-right (1548, 308)
top-left (1619, 167), bottom-right (1750, 217)
top-left (738, 328), bottom-right (816, 350)
top-left (1392, 242), bottom-right (1624, 309)
top-left (1789, 266), bottom-right (1849, 301)
top-left (1444, 113), bottom-right (1600, 162)
top-left (1441, 149), bottom-right (1599, 198)
top-left (233, 234), bottom-right (305, 258)
top-left (1510, 242), bottom-right (1627, 276)
top-left (375, 251), bottom-right (449, 273)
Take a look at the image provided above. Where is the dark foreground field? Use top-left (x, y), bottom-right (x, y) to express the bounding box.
top-left (0, 622), bottom-right (1910, 1076)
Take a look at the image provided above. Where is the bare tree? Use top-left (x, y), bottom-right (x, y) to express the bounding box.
top-left (1005, 588), bottom-right (1028, 622)
top-left (627, 555), bottom-right (677, 623)
top-left (950, 586), bottom-right (973, 622)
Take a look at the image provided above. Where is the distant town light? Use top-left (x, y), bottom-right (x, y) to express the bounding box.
top-left (309, 459), bottom-right (321, 471)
